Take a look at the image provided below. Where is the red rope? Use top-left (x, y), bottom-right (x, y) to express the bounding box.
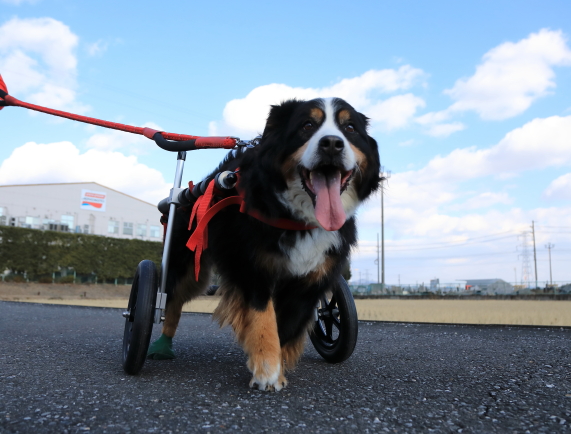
top-left (0, 73), bottom-right (237, 148)
top-left (5, 95), bottom-right (150, 135)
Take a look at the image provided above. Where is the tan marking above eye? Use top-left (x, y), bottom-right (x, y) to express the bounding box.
top-left (338, 109), bottom-right (351, 124)
top-left (310, 107), bottom-right (324, 123)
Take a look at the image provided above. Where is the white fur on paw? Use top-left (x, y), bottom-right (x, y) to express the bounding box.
top-left (248, 361), bottom-right (284, 392)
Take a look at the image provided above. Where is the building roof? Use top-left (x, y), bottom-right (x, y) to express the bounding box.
top-left (0, 182), bottom-right (156, 207)
top-left (463, 279), bottom-right (508, 285)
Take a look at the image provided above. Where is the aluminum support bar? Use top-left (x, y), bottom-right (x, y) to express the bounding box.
top-left (155, 155), bottom-right (186, 323)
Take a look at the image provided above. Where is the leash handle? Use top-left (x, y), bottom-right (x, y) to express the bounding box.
top-left (144, 128), bottom-right (236, 151)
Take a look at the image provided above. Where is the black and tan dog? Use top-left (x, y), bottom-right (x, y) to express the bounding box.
top-left (149, 97), bottom-right (380, 391)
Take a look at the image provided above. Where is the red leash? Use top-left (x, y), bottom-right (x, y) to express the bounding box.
top-left (0, 74), bottom-right (236, 149)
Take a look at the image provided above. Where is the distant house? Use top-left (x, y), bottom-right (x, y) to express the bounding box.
top-left (0, 182), bottom-right (162, 241)
top-left (463, 279), bottom-right (513, 295)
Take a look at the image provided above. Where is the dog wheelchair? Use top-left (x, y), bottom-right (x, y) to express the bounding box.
top-left (0, 75), bottom-right (359, 376)
top-left (121, 133), bottom-right (359, 375)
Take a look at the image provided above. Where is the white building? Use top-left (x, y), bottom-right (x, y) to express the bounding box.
top-left (464, 279), bottom-right (514, 295)
top-left (0, 182), bottom-right (163, 241)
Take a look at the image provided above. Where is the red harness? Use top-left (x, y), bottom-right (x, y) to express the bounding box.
top-left (185, 176), bottom-right (317, 280)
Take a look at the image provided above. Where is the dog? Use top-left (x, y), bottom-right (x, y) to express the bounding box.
top-left (149, 97), bottom-right (381, 391)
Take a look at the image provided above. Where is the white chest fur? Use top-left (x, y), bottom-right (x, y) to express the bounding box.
top-left (279, 228), bottom-right (341, 277)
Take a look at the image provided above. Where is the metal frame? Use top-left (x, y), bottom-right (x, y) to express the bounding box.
top-left (154, 151), bottom-right (187, 323)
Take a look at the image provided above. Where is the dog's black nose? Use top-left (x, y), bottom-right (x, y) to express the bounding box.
top-left (318, 135), bottom-right (344, 155)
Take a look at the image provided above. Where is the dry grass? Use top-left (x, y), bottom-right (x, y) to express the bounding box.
top-left (1, 282), bottom-right (569, 326)
top-left (354, 299), bottom-right (571, 327)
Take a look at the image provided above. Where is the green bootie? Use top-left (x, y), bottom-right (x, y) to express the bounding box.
top-left (147, 334), bottom-right (176, 360)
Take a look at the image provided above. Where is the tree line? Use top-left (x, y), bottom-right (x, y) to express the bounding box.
top-left (0, 226), bottom-right (162, 281)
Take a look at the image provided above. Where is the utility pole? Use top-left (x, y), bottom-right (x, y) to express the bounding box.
top-left (376, 233), bottom-right (380, 284)
top-left (531, 221), bottom-right (538, 289)
top-left (514, 267), bottom-right (517, 286)
top-left (545, 243), bottom-right (554, 286)
top-left (518, 232), bottom-right (532, 288)
top-left (380, 166), bottom-right (391, 290)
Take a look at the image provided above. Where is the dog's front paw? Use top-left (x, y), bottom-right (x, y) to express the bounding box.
top-left (147, 334), bottom-right (176, 360)
top-left (248, 360), bottom-right (286, 391)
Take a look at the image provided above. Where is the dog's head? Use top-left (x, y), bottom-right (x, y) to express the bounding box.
top-left (242, 97), bottom-right (380, 231)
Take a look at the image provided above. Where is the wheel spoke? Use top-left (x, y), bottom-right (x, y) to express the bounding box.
top-left (324, 317), bottom-right (333, 340)
top-left (329, 294), bottom-right (337, 309)
top-left (332, 315), bottom-right (341, 330)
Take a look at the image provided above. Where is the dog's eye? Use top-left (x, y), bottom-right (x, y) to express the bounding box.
top-left (345, 124), bottom-right (355, 133)
top-left (303, 121), bottom-right (314, 131)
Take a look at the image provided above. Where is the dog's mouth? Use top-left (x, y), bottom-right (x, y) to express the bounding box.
top-left (300, 165), bottom-right (354, 231)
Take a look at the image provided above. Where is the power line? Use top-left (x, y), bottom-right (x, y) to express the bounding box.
top-left (386, 233), bottom-right (518, 251)
top-left (387, 230), bottom-right (519, 248)
top-left (388, 250), bottom-right (517, 260)
top-left (538, 226), bottom-right (571, 229)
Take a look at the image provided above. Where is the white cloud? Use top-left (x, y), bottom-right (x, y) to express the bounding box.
top-left (356, 115), bottom-right (571, 239)
top-left (544, 173), bottom-right (571, 200)
top-left (445, 29), bottom-right (571, 120)
top-left (413, 29), bottom-right (571, 138)
top-left (210, 66), bottom-right (426, 137)
top-left (398, 139), bottom-right (415, 147)
top-left (366, 93), bottom-right (426, 130)
top-left (0, 0), bottom-right (38, 4)
top-left (0, 17), bottom-right (87, 112)
top-left (0, 141), bottom-right (170, 204)
top-left (423, 122), bottom-right (465, 137)
top-left (457, 192), bottom-right (513, 210)
top-left (413, 115), bottom-right (571, 185)
top-left (415, 109), bottom-right (451, 125)
top-left (86, 40), bottom-right (108, 57)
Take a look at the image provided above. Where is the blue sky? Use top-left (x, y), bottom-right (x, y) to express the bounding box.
top-left (1, 0), bottom-right (570, 286)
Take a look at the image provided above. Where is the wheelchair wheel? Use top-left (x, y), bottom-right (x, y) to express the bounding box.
top-left (122, 260), bottom-right (158, 375)
top-left (309, 275), bottom-right (358, 363)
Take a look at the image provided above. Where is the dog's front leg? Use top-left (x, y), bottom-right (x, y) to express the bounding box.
top-left (238, 300), bottom-right (286, 391)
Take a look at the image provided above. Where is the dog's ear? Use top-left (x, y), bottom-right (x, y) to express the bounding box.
top-left (357, 111), bottom-right (370, 129)
top-left (262, 99), bottom-right (303, 136)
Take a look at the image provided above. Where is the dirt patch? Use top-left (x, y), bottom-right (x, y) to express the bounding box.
top-left (0, 281), bottom-right (219, 314)
top-left (2, 282), bottom-right (570, 326)
top-left (0, 281), bottom-right (131, 301)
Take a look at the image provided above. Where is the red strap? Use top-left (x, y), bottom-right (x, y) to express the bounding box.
top-left (239, 202), bottom-right (317, 230)
top-left (0, 75), bottom-right (8, 111)
top-left (185, 177), bottom-right (318, 281)
top-left (161, 218), bottom-right (168, 243)
top-left (186, 192), bottom-right (243, 280)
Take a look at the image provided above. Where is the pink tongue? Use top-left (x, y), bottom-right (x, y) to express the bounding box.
top-left (311, 171), bottom-right (346, 231)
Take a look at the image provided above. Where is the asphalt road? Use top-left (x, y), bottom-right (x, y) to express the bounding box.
top-left (0, 301), bottom-right (570, 434)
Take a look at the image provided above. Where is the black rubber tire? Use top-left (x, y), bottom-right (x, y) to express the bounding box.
top-left (122, 260), bottom-right (158, 375)
top-left (309, 275), bottom-right (358, 363)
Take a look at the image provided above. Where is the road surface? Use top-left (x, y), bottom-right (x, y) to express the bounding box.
top-left (1, 301), bottom-right (570, 433)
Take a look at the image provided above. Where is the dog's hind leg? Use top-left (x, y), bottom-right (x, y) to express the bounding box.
top-left (215, 291), bottom-right (285, 391)
top-left (281, 332), bottom-right (308, 371)
top-left (147, 256), bottom-right (211, 360)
